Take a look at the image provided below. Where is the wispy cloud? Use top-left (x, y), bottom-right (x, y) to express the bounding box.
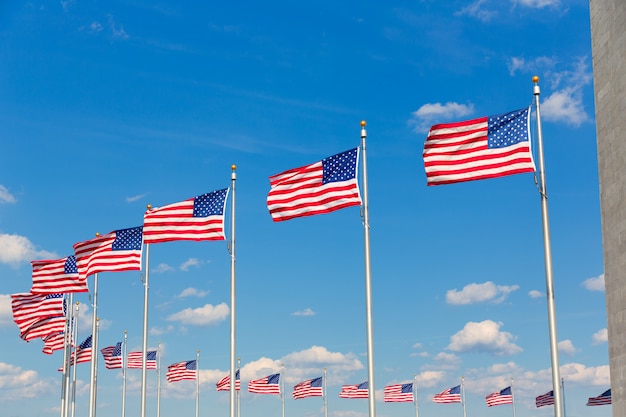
top-left (180, 258), bottom-right (203, 271)
top-left (0, 185), bottom-right (16, 204)
top-left (292, 308), bottom-right (315, 316)
top-left (446, 281), bottom-right (519, 305)
top-left (456, 0), bottom-right (497, 23)
top-left (528, 289), bottom-right (543, 298)
top-left (508, 56), bottom-right (592, 126)
top-left (107, 15), bottom-right (129, 40)
top-left (409, 102), bottom-right (474, 133)
top-left (178, 288), bottom-right (209, 298)
top-left (514, 0), bottom-right (560, 8)
top-left (126, 193), bottom-right (147, 203)
top-left (152, 263), bottom-right (175, 273)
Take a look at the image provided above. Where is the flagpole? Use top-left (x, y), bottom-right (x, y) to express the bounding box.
top-left (70, 302), bottom-right (79, 417)
top-left (229, 165), bottom-right (237, 417)
top-left (360, 121), bottom-right (377, 417)
top-left (561, 378), bottom-right (566, 417)
top-left (157, 342), bottom-right (161, 417)
top-left (88, 270), bottom-right (99, 417)
top-left (532, 75), bottom-right (563, 417)
top-left (122, 330), bottom-right (127, 417)
top-left (196, 350), bottom-right (200, 417)
top-left (323, 368), bottom-right (328, 417)
top-left (94, 319), bottom-right (100, 416)
top-left (61, 293), bottom-right (74, 417)
top-left (461, 376), bottom-right (466, 417)
top-left (237, 357), bottom-right (241, 417)
top-left (281, 363), bottom-right (285, 417)
top-left (414, 374), bottom-right (419, 417)
top-left (140, 240), bottom-right (151, 417)
top-left (511, 378), bottom-right (516, 417)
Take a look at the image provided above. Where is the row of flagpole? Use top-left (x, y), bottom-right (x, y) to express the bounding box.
top-left (44, 77), bottom-right (563, 417)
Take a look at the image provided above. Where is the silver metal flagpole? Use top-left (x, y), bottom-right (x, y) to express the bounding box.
top-left (196, 350), bottom-right (200, 417)
top-left (122, 330), bottom-right (127, 417)
top-left (70, 302), bottom-right (80, 417)
top-left (140, 240), bottom-right (151, 417)
top-left (360, 120), bottom-right (377, 417)
top-left (323, 368), bottom-right (328, 417)
top-left (461, 376), bottom-right (466, 417)
top-left (532, 75), bottom-right (563, 417)
top-left (281, 363), bottom-right (285, 417)
top-left (88, 270), bottom-right (99, 417)
top-left (237, 357), bottom-right (241, 417)
top-left (157, 342), bottom-right (161, 417)
top-left (511, 378), bottom-right (516, 417)
top-left (229, 165), bottom-right (237, 417)
top-left (61, 293), bottom-right (74, 417)
top-left (94, 319), bottom-right (101, 415)
top-left (414, 374), bottom-right (419, 417)
top-left (561, 378), bottom-right (566, 417)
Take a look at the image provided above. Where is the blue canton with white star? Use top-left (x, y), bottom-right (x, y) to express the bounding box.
top-left (112, 226), bottom-right (143, 250)
top-left (65, 255), bottom-right (77, 274)
top-left (321, 148), bottom-right (358, 184)
top-left (193, 188), bottom-right (228, 217)
top-left (487, 108), bottom-right (529, 149)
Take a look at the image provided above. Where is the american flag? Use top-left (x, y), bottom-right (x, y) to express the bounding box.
top-left (432, 385), bottom-right (461, 403)
top-left (143, 189), bottom-right (229, 244)
top-left (73, 227), bottom-right (143, 279)
top-left (339, 381), bottom-right (369, 399)
top-left (535, 390), bottom-right (554, 407)
top-left (587, 389), bottom-right (611, 406)
top-left (127, 350), bottom-right (157, 369)
top-left (166, 360), bottom-right (197, 383)
top-left (59, 335), bottom-right (92, 370)
top-left (485, 386), bottom-right (513, 406)
top-left (101, 342), bottom-right (123, 369)
top-left (292, 377), bottom-right (323, 399)
top-left (31, 256), bottom-right (88, 294)
top-left (20, 316), bottom-right (66, 341)
top-left (42, 332), bottom-right (67, 354)
top-left (384, 383), bottom-right (414, 402)
top-left (248, 373), bottom-right (281, 394)
top-left (267, 147), bottom-right (362, 222)
top-left (423, 107), bottom-right (535, 185)
top-left (216, 370), bottom-right (240, 391)
top-left (11, 293), bottom-right (65, 334)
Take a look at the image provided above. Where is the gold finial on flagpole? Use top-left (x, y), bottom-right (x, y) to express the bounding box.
top-left (231, 164), bottom-right (237, 171)
top-left (147, 204), bottom-right (152, 210)
top-left (532, 75), bottom-right (539, 83)
top-left (360, 120), bottom-right (366, 127)
top-left (95, 232), bottom-right (100, 237)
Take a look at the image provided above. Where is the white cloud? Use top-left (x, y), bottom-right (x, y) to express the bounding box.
top-left (180, 258), bottom-right (202, 271)
top-left (166, 302), bottom-right (229, 326)
top-left (178, 288), bottom-right (208, 298)
top-left (447, 320), bottom-right (522, 356)
top-left (292, 308), bottom-right (315, 316)
top-left (515, 0), bottom-right (560, 8)
top-left (0, 233), bottom-right (56, 266)
top-left (528, 290), bottom-right (543, 298)
top-left (281, 345), bottom-right (364, 384)
top-left (558, 339), bottom-right (577, 356)
top-left (592, 328), bottom-right (608, 345)
top-left (508, 56), bottom-right (592, 126)
top-left (0, 185), bottom-right (16, 204)
top-left (126, 193), bottom-right (147, 203)
top-left (409, 102), bottom-right (474, 133)
top-left (456, 0), bottom-right (497, 22)
top-left (153, 263), bottom-right (174, 273)
top-left (108, 15), bottom-right (129, 40)
top-left (582, 274), bottom-right (605, 291)
top-left (446, 281), bottom-right (519, 305)
top-left (559, 362), bottom-right (610, 386)
top-left (0, 362), bottom-right (53, 400)
top-left (0, 294), bottom-right (13, 327)
top-left (415, 370), bottom-right (446, 388)
top-left (412, 342), bottom-right (422, 349)
top-left (150, 325), bottom-right (174, 336)
top-left (90, 22), bottom-right (103, 33)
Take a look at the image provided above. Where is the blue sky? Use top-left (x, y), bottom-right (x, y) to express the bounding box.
top-left (0, 1), bottom-right (609, 417)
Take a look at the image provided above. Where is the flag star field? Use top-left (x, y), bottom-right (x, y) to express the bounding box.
top-left (0, 1), bottom-right (609, 417)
